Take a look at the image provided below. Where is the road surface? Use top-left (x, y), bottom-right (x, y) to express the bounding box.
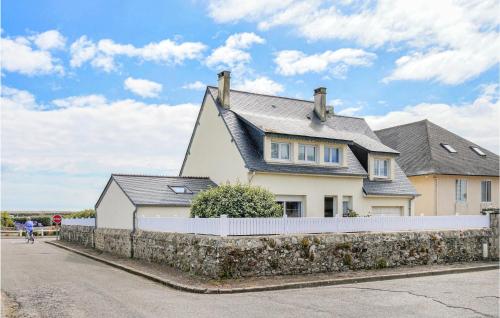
top-left (2, 238), bottom-right (499, 318)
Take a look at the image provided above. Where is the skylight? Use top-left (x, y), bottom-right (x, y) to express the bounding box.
top-left (441, 143), bottom-right (457, 153)
top-left (169, 186), bottom-right (192, 194)
top-left (471, 146), bottom-right (486, 156)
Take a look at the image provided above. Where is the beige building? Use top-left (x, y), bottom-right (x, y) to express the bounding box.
top-left (180, 71), bottom-right (418, 217)
top-left (375, 120), bottom-right (499, 215)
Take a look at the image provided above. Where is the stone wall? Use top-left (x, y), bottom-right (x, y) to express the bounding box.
top-left (132, 229), bottom-right (493, 279)
top-left (94, 228), bottom-right (132, 258)
top-left (60, 225), bottom-right (94, 248)
top-left (489, 212), bottom-right (499, 260)
top-left (61, 225), bottom-right (495, 279)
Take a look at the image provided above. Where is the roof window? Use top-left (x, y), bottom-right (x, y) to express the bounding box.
top-left (471, 146), bottom-right (486, 156)
top-left (441, 143), bottom-right (457, 153)
top-left (169, 186), bottom-right (192, 194)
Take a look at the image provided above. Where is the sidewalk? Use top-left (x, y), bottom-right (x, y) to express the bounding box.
top-left (48, 240), bottom-right (499, 294)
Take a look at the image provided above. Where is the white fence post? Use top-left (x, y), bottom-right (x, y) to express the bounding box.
top-left (220, 215), bottom-right (229, 237)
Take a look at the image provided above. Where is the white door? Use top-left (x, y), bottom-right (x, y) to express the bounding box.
top-left (372, 206), bottom-right (402, 216)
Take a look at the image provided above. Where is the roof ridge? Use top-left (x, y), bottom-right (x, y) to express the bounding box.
top-left (112, 173), bottom-right (210, 179)
top-left (208, 86), bottom-right (364, 119)
top-left (374, 119), bottom-right (428, 132)
top-left (422, 119), bottom-right (437, 173)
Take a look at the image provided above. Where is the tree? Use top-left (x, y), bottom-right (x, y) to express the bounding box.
top-left (1, 212), bottom-right (14, 228)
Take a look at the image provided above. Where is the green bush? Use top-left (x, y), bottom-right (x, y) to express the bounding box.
top-left (13, 216), bottom-right (52, 226)
top-left (66, 209), bottom-right (95, 219)
top-left (190, 183), bottom-right (283, 218)
top-left (1, 212), bottom-right (14, 228)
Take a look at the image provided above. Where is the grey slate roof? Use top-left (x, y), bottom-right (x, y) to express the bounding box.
top-left (110, 174), bottom-right (216, 206)
top-left (375, 120), bottom-right (499, 177)
top-left (207, 87), bottom-right (398, 154)
top-left (205, 87), bottom-right (417, 196)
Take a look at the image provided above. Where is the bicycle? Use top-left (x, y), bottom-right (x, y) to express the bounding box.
top-left (25, 230), bottom-right (35, 244)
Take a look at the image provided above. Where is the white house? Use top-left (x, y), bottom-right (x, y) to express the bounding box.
top-left (95, 71), bottom-right (418, 228)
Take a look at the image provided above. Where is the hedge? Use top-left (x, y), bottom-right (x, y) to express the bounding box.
top-left (13, 216), bottom-right (52, 226)
top-left (190, 183), bottom-right (283, 218)
top-left (66, 209), bottom-right (95, 219)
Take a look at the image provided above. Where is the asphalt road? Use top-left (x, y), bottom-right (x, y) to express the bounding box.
top-left (2, 238), bottom-right (499, 318)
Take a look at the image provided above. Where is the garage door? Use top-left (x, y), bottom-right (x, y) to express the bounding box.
top-left (372, 206), bottom-right (402, 216)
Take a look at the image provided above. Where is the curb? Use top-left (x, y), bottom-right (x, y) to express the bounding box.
top-left (46, 241), bottom-right (499, 294)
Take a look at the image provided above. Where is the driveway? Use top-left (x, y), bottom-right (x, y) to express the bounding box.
top-left (2, 238), bottom-right (499, 318)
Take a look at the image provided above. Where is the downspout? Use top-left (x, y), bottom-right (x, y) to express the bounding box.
top-left (130, 207), bottom-right (137, 258)
top-left (248, 170), bottom-right (256, 184)
top-left (434, 176), bottom-right (439, 216)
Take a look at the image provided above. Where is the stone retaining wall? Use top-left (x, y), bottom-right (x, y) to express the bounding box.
top-left (60, 225), bottom-right (94, 248)
top-left (94, 228), bottom-right (132, 258)
top-left (60, 213), bottom-right (498, 279)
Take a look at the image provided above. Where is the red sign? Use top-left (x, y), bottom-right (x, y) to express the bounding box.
top-left (52, 214), bottom-right (62, 224)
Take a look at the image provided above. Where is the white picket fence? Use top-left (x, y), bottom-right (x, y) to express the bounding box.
top-left (61, 218), bottom-right (95, 226)
top-left (137, 215), bottom-right (490, 237)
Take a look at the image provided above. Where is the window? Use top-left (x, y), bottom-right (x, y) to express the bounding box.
top-left (277, 201), bottom-right (303, 217)
top-left (471, 146), bottom-right (486, 156)
top-left (271, 142), bottom-right (290, 160)
top-left (324, 196), bottom-right (338, 217)
top-left (373, 159), bottom-right (389, 178)
top-left (324, 146), bottom-right (342, 164)
top-left (342, 196), bottom-right (353, 217)
top-left (455, 179), bottom-right (467, 202)
top-left (441, 143), bottom-right (457, 153)
top-left (481, 181), bottom-right (491, 202)
top-left (169, 186), bottom-right (192, 194)
top-left (298, 144), bottom-right (317, 162)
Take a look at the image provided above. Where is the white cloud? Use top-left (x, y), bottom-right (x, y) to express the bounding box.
top-left (337, 106), bottom-right (363, 116)
top-left (1, 32), bottom-right (64, 76)
top-left (206, 0), bottom-right (500, 84)
top-left (183, 81), bottom-right (206, 91)
top-left (206, 32), bottom-right (265, 71)
top-left (1, 87), bottom-right (199, 209)
top-left (366, 84), bottom-right (500, 153)
top-left (69, 35), bottom-right (97, 68)
top-left (275, 49), bottom-right (376, 76)
top-left (69, 36), bottom-right (206, 72)
top-left (52, 95), bottom-right (108, 108)
top-left (124, 77), bottom-right (163, 98)
top-left (234, 76), bottom-right (284, 95)
top-left (32, 30), bottom-right (66, 50)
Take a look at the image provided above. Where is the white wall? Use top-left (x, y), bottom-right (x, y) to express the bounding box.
top-left (96, 180), bottom-right (135, 229)
top-left (137, 206), bottom-right (190, 218)
top-left (181, 93), bottom-right (249, 184)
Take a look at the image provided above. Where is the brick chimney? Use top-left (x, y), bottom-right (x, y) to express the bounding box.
top-left (218, 71), bottom-right (230, 109)
top-left (314, 87), bottom-right (327, 122)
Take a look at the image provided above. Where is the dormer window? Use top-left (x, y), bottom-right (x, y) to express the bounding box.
top-left (169, 186), bottom-right (192, 194)
top-left (271, 142), bottom-right (291, 160)
top-left (298, 144), bottom-right (317, 162)
top-left (441, 143), bottom-right (457, 153)
top-left (374, 159), bottom-right (389, 178)
top-left (471, 146), bottom-right (486, 156)
top-left (324, 146), bottom-right (342, 164)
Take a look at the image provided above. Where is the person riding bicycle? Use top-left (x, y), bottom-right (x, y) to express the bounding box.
top-left (25, 217), bottom-right (34, 239)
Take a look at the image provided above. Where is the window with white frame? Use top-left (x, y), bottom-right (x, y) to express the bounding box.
top-left (481, 181), bottom-right (491, 202)
top-left (324, 146), bottom-right (342, 164)
top-left (169, 186), bottom-right (192, 194)
top-left (271, 142), bottom-right (291, 160)
top-left (441, 143), bottom-right (457, 153)
top-left (373, 159), bottom-right (389, 178)
top-left (471, 146), bottom-right (486, 156)
top-left (298, 144), bottom-right (317, 162)
top-left (455, 179), bottom-right (467, 202)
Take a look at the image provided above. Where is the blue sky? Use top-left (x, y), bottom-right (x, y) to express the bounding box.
top-left (1, 0), bottom-right (499, 210)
